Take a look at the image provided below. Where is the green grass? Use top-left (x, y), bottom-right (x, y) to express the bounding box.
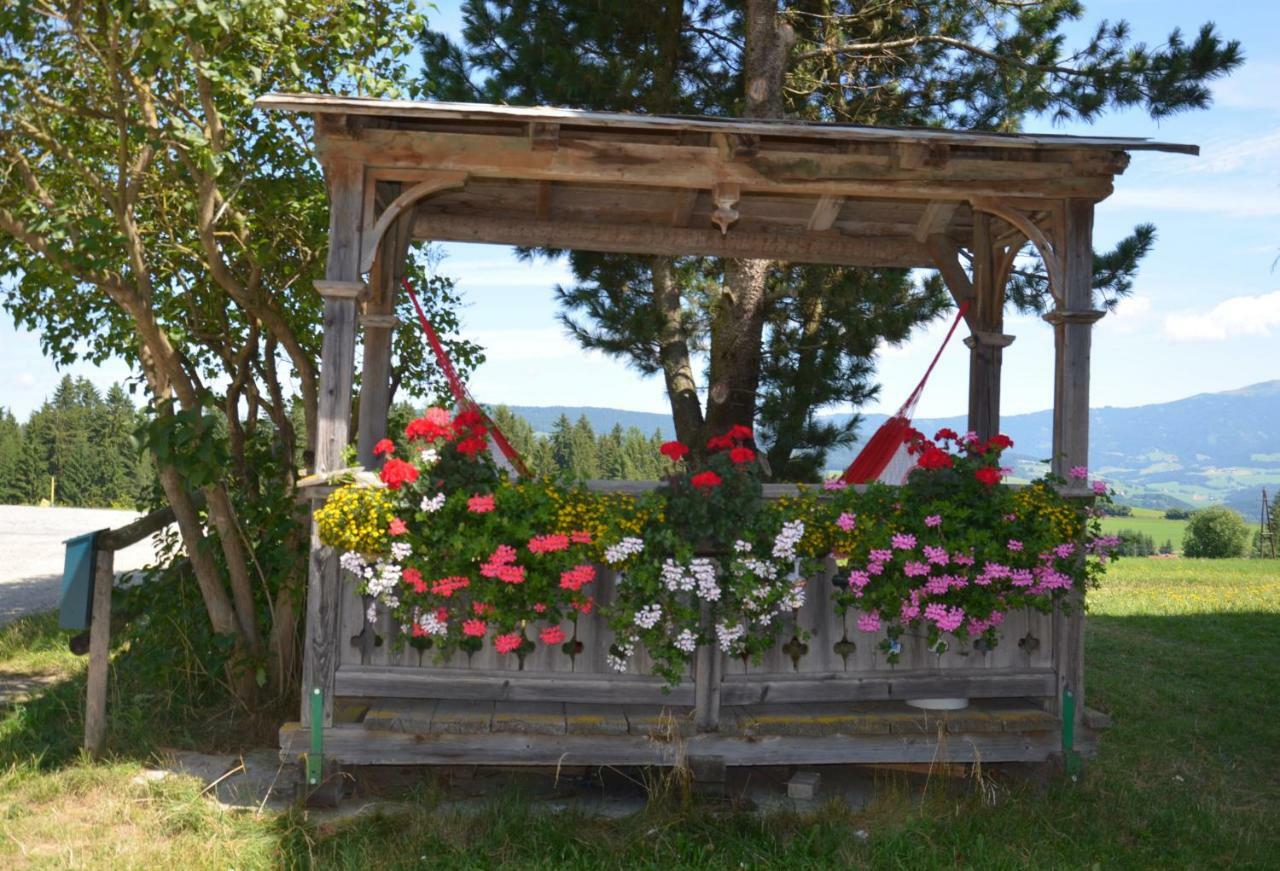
top-left (2, 558), bottom-right (1279, 868)
top-left (1100, 507), bottom-right (1189, 551)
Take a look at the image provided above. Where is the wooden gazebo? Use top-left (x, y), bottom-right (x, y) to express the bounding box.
top-left (257, 94), bottom-right (1192, 773)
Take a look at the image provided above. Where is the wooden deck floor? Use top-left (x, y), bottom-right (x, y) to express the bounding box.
top-left (281, 698), bottom-right (1086, 767)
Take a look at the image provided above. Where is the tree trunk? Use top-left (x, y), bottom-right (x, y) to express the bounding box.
top-left (653, 256), bottom-right (705, 446)
top-left (703, 1), bottom-right (795, 446)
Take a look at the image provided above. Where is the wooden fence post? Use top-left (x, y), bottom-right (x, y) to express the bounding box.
top-left (84, 547), bottom-right (114, 757)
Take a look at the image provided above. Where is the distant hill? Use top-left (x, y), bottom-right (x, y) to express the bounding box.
top-left (500, 380), bottom-right (1280, 514)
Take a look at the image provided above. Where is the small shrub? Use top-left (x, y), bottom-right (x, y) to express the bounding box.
top-left (1164, 508), bottom-right (1193, 520)
top-left (1182, 507), bottom-right (1250, 558)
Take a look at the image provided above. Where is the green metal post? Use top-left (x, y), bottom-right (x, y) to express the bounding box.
top-left (1062, 686), bottom-right (1081, 779)
top-left (307, 687), bottom-right (324, 786)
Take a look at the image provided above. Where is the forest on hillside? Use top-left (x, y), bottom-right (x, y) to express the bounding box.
top-left (0, 376), bottom-right (151, 508)
top-left (0, 387), bottom-right (670, 509)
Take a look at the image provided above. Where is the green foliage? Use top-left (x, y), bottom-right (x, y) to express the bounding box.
top-left (1182, 506), bottom-right (1250, 558)
top-left (1114, 528), bottom-right (1157, 557)
top-left (1164, 508), bottom-right (1193, 520)
top-left (0, 377), bottom-right (148, 508)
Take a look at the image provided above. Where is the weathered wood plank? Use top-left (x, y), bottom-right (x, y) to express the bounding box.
top-left (345, 128), bottom-right (1125, 202)
top-left (624, 705), bottom-right (696, 738)
top-left (492, 701), bottom-right (567, 735)
top-left (431, 699), bottom-right (494, 734)
top-left (279, 723), bottom-right (1068, 767)
top-left (414, 212), bottom-right (932, 268)
top-left (263, 93), bottom-right (1195, 155)
top-left (335, 665), bottom-right (693, 705)
top-left (564, 703), bottom-right (629, 736)
top-left (719, 668), bottom-right (1056, 706)
top-left (364, 698), bottom-right (437, 733)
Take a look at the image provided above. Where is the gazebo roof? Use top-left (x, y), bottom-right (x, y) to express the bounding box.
top-left (257, 93), bottom-right (1195, 270)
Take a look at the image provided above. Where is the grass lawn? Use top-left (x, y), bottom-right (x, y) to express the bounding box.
top-left (1099, 507), bottom-right (1189, 552)
top-left (2, 558), bottom-right (1278, 868)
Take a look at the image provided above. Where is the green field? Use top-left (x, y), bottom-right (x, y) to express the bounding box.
top-left (1100, 507), bottom-right (1190, 552)
top-left (2, 557), bottom-right (1279, 868)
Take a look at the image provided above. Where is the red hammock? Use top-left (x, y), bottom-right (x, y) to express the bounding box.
top-left (841, 301), bottom-right (970, 485)
top-left (401, 277), bottom-right (530, 477)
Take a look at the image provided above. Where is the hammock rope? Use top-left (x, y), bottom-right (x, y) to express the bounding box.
top-left (841, 300), bottom-right (971, 485)
top-left (401, 277), bottom-right (530, 477)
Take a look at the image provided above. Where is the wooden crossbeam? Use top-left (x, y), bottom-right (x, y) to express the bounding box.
top-left (670, 189), bottom-right (698, 227)
top-left (414, 212), bottom-right (932, 267)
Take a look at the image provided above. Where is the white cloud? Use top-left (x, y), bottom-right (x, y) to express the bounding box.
top-left (1164, 290), bottom-right (1280, 341)
top-left (1213, 64), bottom-right (1280, 114)
top-left (16, 372), bottom-right (36, 387)
top-left (467, 327), bottom-right (593, 362)
top-left (1100, 295), bottom-right (1152, 335)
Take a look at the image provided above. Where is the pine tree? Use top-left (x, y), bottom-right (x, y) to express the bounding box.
top-left (0, 409), bottom-right (23, 504)
top-left (424, 2), bottom-right (1241, 477)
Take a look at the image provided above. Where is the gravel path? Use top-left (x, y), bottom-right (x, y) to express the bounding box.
top-left (0, 505), bottom-right (162, 626)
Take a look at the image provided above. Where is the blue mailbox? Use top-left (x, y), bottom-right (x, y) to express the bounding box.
top-left (60, 530), bottom-right (104, 631)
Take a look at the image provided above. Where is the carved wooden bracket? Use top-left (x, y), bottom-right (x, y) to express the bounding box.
top-left (360, 313), bottom-right (399, 329)
top-left (1042, 309), bottom-right (1106, 326)
top-left (963, 331), bottom-right (1016, 349)
top-left (359, 172), bottom-right (468, 274)
top-left (970, 197), bottom-right (1064, 306)
top-left (711, 182), bottom-right (740, 235)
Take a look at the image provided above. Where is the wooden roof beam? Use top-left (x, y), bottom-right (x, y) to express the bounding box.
top-left (914, 201), bottom-right (959, 243)
top-left (670, 189), bottom-right (698, 227)
top-left (345, 129), bottom-right (1118, 201)
top-left (414, 212), bottom-right (932, 268)
top-left (807, 195), bottom-right (845, 232)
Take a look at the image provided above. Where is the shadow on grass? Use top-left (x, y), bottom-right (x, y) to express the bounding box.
top-left (4, 610), bottom-right (1279, 868)
top-left (0, 611), bottom-right (283, 770)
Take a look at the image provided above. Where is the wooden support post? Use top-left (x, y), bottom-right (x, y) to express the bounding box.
top-left (83, 547), bottom-right (114, 758)
top-left (304, 154), bottom-right (366, 726)
top-left (1045, 198), bottom-right (1103, 728)
top-left (966, 213), bottom-right (1013, 440)
top-left (356, 184), bottom-right (414, 468)
top-left (694, 603), bottom-right (722, 732)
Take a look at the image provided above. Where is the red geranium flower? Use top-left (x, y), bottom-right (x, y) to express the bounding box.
top-left (405, 412), bottom-right (453, 441)
top-left (456, 435), bottom-right (487, 456)
top-left (380, 458), bottom-right (419, 489)
top-left (916, 446), bottom-right (954, 470)
top-left (373, 438), bottom-right (395, 456)
top-left (986, 434), bottom-right (1014, 451)
top-left (934, 427), bottom-right (959, 442)
top-left (462, 618), bottom-right (487, 638)
top-left (727, 424), bottom-right (754, 441)
top-left (729, 446), bottom-right (756, 464)
top-left (452, 409), bottom-right (484, 433)
top-left (660, 440), bottom-right (690, 461)
top-left (706, 434), bottom-right (733, 451)
top-left (974, 466), bottom-right (1003, 486)
top-left (691, 470), bottom-right (723, 489)
top-left (402, 568), bottom-right (427, 594)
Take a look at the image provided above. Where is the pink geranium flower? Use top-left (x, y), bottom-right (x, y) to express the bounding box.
top-left (462, 618), bottom-right (487, 637)
top-left (467, 494), bottom-right (496, 513)
top-left (388, 517), bottom-right (408, 536)
top-left (540, 625), bottom-right (566, 645)
top-left (856, 611), bottom-right (881, 632)
top-left (1069, 465), bottom-right (1089, 480)
top-left (836, 512), bottom-right (856, 532)
top-left (924, 514), bottom-right (942, 528)
top-left (494, 633), bottom-right (523, 654)
top-left (891, 533), bottom-right (916, 550)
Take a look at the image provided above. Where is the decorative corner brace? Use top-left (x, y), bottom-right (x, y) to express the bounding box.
top-left (315, 280), bottom-right (368, 301)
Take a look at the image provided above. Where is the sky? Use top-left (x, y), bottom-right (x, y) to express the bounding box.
top-left (2, 0), bottom-right (1279, 422)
